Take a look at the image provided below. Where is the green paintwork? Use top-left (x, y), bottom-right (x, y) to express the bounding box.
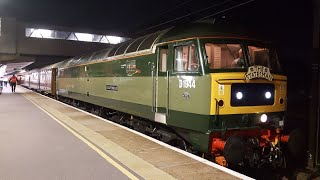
top-left (58, 77), bottom-right (153, 106)
top-left (167, 75), bottom-right (211, 114)
top-left (59, 55), bottom-right (155, 78)
top-left (59, 92), bottom-right (155, 120)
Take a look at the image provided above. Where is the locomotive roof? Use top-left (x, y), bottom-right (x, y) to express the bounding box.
top-left (157, 23), bottom-right (252, 43)
top-left (57, 23), bottom-right (260, 68)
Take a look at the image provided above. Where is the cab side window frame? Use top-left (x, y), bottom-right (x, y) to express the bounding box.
top-left (173, 41), bottom-right (200, 73)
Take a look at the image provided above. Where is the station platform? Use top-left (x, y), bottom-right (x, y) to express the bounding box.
top-left (0, 85), bottom-right (253, 180)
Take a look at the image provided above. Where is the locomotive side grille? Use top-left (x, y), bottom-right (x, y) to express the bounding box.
top-left (231, 83), bottom-right (275, 106)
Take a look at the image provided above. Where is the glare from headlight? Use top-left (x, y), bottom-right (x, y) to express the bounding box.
top-left (260, 114), bottom-right (267, 123)
top-left (265, 91), bottom-right (271, 99)
top-left (236, 92), bottom-right (243, 100)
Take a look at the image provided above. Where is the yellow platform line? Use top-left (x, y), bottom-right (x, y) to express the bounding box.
top-left (23, 92), bottom-right (176, 180)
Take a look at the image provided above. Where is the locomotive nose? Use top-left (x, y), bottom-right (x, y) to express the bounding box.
top-left (223, 136), bottom-right (245, 166)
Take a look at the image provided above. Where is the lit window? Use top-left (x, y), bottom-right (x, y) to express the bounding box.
top-left (92, 35), bottom-right (102, 42)
top-left (159, 48), bottom-right (168, 72)
top-left (25, 27), bottom-right (127, 44)
top-left (67, 33), bottom-right (77, 41)
top-left (100, 36), bottom-right (109, 43)
top-left (75, 33), bottom-right (93, 42)
top-left (205, 43), bottom-right (242, 69)
top-left (0, 65), bottom-right (7, 77)
top-left (174, 44), bottom-right (199, 72)
top-left (25, 28), bottom-right (34, 37)
top-left (30, 29), bottom-right (42, 38)
top-left (107, 36), bottom-right (124, 44)
top-left (38, 29), bottom-right (54, 38)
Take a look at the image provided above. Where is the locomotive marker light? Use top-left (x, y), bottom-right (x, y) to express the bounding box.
top-left (236, 92), bottom-right (243, 100)
top-left (260, 114), bottom-right (268, 123)
top-left (265, 91), bottom-right (272, 99)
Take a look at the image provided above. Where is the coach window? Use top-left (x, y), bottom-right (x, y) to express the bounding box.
top-left (174, 44), bottom-right (199, 72)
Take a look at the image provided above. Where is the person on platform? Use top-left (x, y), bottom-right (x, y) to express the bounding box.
top-left (9, 74), bottom-right (18, 92)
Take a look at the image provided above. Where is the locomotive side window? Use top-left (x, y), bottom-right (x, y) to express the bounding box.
top-left (247, 46), bottom-right (269, 67)
top-left (247, 46), bottom-right (281, 72)
top-left (205, 43), bottom-right (242, 69)
top-left (174, 44), bottom-right (199, 72)
top-left (159, 48), bottom-right (167, 72)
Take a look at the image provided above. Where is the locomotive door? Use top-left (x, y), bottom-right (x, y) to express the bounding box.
top-left (153, 45), bottom-right (170, 124)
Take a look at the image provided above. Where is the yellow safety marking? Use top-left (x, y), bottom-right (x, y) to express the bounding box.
top-left (210, 73), bottom-right (287, 115)
top-left (22, 94), bottom-right (139, 180)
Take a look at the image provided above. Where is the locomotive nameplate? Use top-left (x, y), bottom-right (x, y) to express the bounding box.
top-left (106, 85), bottom-right (118, 91)
top-left (245, 66), bottom-right (273, 81)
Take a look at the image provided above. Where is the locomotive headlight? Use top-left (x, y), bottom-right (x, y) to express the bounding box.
top-left (260, 114), bottom-right (268, 123)
top-left (265, 91), bottom-right (272, 99)
top-left (236, 92), bottom-right (243, 100)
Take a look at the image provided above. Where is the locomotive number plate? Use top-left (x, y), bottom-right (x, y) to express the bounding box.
top-left (179, 79), bottom-right (196, 88)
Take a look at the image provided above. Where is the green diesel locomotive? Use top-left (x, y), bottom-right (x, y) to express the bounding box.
top-left (22, 23), bottom-right (302, 168)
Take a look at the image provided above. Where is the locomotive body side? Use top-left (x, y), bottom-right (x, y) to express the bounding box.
top-left (57, 53), bottom-right (156, 120)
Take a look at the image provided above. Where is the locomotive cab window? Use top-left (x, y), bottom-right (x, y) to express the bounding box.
top-left (204, 42), bottom-right (283, 73)
top-left (205, 43), bottom-right (243, 69)
top-left (247, 46), bottom-right (281, 72)
top-left (248, 46), bottom-right (269, 67)
top-left (174, 44), bottom-right (199, 72)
